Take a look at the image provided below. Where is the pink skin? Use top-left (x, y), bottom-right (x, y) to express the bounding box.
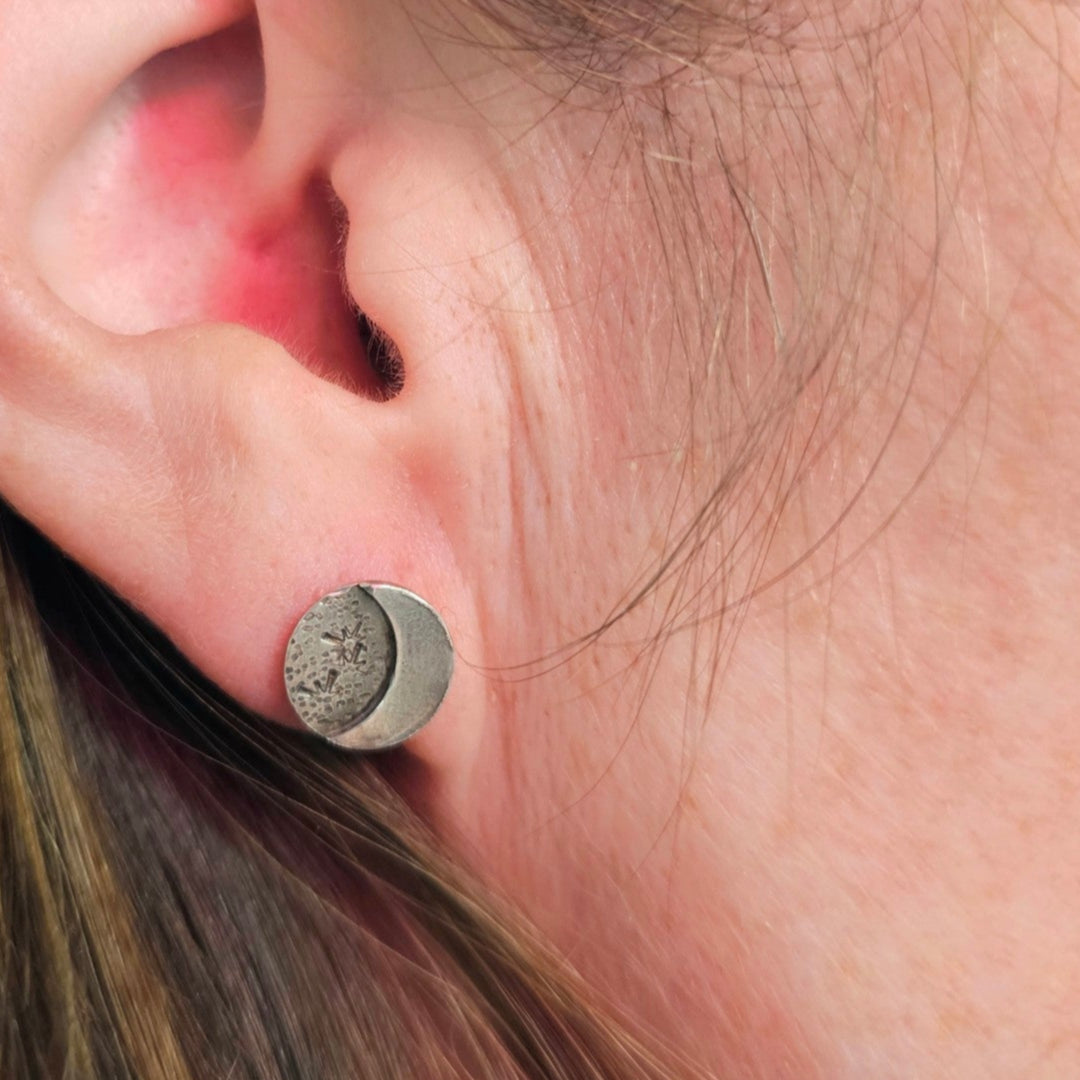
top-left (12, 1), bottom-right (1080, 1074)
top-left (44, 22), bottom-right (376, 394)
top-left (135, 46), bottom-right (376, 393)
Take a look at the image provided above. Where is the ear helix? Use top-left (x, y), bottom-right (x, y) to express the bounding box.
top-left (284, 583), bottom-right (453, 751)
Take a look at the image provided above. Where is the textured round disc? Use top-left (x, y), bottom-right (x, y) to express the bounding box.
top-left (284, 585), bottom-right (396, 739)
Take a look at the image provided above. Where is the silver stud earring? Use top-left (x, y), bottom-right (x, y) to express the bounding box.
top-left (283, 583), bottom-right (453, 751)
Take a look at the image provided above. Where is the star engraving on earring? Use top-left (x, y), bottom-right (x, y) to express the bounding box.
top-left (321, 620), bottom-right (370, 665)
top-left (293, 668), bottom-right (341, 698)
top-left (284, 584), bottom-right (453, 750)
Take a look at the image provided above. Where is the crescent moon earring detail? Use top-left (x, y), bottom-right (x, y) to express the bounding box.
top-left (284, 584), bottom-right (454, 751)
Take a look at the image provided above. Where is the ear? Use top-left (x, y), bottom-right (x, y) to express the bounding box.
top-left (0, 0), bottom-right (489, 767)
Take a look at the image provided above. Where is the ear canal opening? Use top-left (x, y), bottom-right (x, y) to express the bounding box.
top-left (353, 309), bottom-right (406, 401)
top-left (325, 185), bottom-right (406, 402)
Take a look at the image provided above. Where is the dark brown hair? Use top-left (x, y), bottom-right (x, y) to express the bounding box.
top-left (0, 501), bottom-right (704, 1078)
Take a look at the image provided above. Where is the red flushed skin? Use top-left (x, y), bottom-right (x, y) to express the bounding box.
top-left (36, 22), bottom-right (373, 392)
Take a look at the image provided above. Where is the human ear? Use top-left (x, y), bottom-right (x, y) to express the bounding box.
top-left (0, 0), bottom-right (488, 764)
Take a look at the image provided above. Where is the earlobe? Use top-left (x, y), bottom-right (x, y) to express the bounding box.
top-left (0, 261), bottom-right (470, 746)
top-left (0, 1), bottom-right (485, 765)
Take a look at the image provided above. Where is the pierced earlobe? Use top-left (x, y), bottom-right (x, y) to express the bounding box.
top-left (284, 583), bottom-right (454, 751)
top-left (0, 0), bottom-right (482, 762)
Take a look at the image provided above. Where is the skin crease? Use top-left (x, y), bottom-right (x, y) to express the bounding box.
top-left (3, 0), bottom-right (1080, 1076)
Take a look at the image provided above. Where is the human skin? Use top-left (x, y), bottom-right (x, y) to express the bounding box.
top-left (2, 0), bottom-right (1080, 1076)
